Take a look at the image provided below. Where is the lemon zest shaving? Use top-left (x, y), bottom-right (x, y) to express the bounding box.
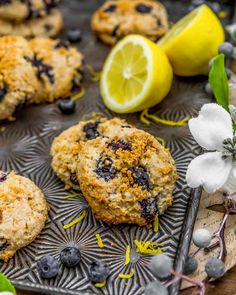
top-left (155, 136), bottom-right (165, 147)
top-left (86, 64), bottom-right (102, 82)
top-left (118, 268), bottom-right (135, 279)
top-left (142, 109), bottom-right (189, 127)
top-left (96, 234), bottom-right (104, 248)
top-left (140, 109), bottom-right (151, 125)
top-left (71, 87), bottom-right (85, 101)
top-left (153, 214), bottom-right (159, 233)
top-left (134, 240), bottom-right (162, 255)
top-left (63, 210), bottom-right (86, 229)
top-left (218, 10), bottom-right (227, 19)
top-left (95, 280), bottom-right (106, 288)
top-left (63, 193), bottom-right (81, 199)
top-left (125, 245), bottom-right (130, 265)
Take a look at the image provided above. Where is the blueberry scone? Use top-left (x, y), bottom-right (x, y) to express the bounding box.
top-left (77, 126), bottom-right (177, 227)
top-left (0, 0), bottom-right (61, 22)
top-left (0, 36), bottom-right (41, 121)
top-left (28, 37), bottom-right (83, 103)
top-left (0, 9), bottom-right (63, 38)
top-left (51, 117), bottom-right (130, 190)
top-left (92, 0), bottom-right (169, 45)
top-left (0, 171), bottom-right (48, 262)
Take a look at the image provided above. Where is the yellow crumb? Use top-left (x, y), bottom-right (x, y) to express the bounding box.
top-left (95, 280), bottom-right (106, 288)
top-left (153, 214), bottom-right (159, 233)
top-left (125, 245), bottom-right (130, 265)
top-left (96, 234), bottom-right (105, 248)
top-left (118, 268), bottom-right (135, 279)
top-left (63, 210), bottom-right (86, 229)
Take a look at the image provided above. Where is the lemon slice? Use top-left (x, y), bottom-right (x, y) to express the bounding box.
top-left (158, 4), bottom-right (224, 76)
top-left (100, 35), bottom-right (173, 113)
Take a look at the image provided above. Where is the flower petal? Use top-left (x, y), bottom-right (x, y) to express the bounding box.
top-left (189, 103), bottom-right (233, 151)
top-left (186, 152), bottom-right (232, 193)
top-left (221, 165), bottom-right (236, 194)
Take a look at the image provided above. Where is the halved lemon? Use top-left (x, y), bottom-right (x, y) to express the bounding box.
top-left (158, 4), bottom-right (224, 76)
top-left (100, 35), bottom-right (173, 113)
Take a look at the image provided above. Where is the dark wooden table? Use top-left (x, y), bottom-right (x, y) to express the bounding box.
top-left (16, 264), bottom-right (236, 295)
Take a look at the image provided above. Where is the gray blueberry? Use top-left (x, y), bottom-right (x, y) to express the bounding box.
top-left (184, 256), bottom-right (198, 275)
top-left (60, 247), bottom-right (81, 268)
top-left (192, 228), bottom-right (212, 248)
top-left (205, 257), bottom-right (225, 279)
top-left (150, 254), bottom-right (172, 279)
top-left (37, 255), bottom-right (60, 279)
top-left (205, 83), bottom-right (213, 96)
top-left (218, 42), bottom-right (234, 57)
top-left (88, 260), bottom-right (110, 283)
top-left (145, 280), bottom-right (168, 295)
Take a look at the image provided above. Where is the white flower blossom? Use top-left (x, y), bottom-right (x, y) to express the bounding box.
top-left (186, 103), bottom-right (236, 194)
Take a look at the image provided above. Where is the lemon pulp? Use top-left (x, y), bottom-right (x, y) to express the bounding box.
top-left (101, 35), bottom-right (173, 113)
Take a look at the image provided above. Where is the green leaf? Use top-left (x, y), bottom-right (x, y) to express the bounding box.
top-left (209, 54), bottom-right (229, 111)
top-left (0, 273), bottom-right (16, 294)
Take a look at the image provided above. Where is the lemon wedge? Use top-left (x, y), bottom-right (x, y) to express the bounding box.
top-left (158, 4), bottom-right (224, 76)
top-left (100, 35), bottom-right (173, 113)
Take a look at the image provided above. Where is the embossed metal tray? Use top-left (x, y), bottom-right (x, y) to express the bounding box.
top-left (0, 1), bottom-right (235, 294)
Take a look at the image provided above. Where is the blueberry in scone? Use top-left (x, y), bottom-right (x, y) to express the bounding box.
top-left (77, 126), bottom-right (177, 227)
top-left (28, 37), bottom-right (83, 103)
top-left (91, 0), bottom-right (169, 45)
top-left (0, 9), bottom-right (63, 38)
top-left (0, 171), bottom-right (48, 262)
top-left (0, 0), bottom-right (61, 22)
top-left (50, 117), bottom-right (130, 190)
top-left (0, 36), bottom-right (41, 121)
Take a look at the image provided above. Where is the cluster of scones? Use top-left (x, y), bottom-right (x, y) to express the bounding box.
top-left (0, 35), bottom-right (83, 121)
top-left (51, 117), bottom-right (177, 227)
top-left (0, 0), bottom-right (63, 38)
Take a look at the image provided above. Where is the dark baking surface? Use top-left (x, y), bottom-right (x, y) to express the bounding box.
top-left (0, 1), bottom-right (235, 295)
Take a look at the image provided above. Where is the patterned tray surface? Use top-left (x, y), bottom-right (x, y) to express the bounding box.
top-left (0, 1), bottom-right (234, 294)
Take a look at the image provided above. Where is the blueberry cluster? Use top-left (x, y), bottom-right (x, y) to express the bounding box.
top-left (108, 139), bottom-right (132, 152)
top-left (139, 197), bottom-right (158, 224)
top-left (37, 247), bottom-right (110, 283)
top-left (83, 122), bottom-right (100, 140)
top-left (129, 166), bottom-right (150, 189)
top-left (95, 156), bottom-right (117, 181)
top-left (28, 55), bottom-right (55, 84)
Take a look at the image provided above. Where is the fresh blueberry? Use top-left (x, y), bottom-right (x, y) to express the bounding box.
top-left (192, 228), bottom-right (212, 248)
top-left (83, 122), bottom-right (100, 140)
top-left (104, 4), bottom-right (116, 13)
top-left (145, 280), bottom-right (168, 295)
top-left (0, 172), bottom-right (7, 182)
top-left (60, 247), bottom-right (81, 268)
top-left (37, 255), bottom-right (59, 279)
top-left (209, 2), bottom-right (221, 14)
top-left (205, 83), bottom-right (213, 96)
top-left (95, 157), bottom-right (117, 181)
top-left (88, 260), bottom-right (110, 283)
top-left (135, 4), bottom-right (152, 13)
top-left (129, 166), bottom-right (150, 189)
top-left (0, 88), bottom-right (6, 102)
top-left (205, 257), bottom-right (225, 279)
top-left (70, 172), bottom-right (79, 186)
top-left (184, 256), bottom-right (198, 275)
top-left (108, 140), bottom-right (132, 152)
top-left (139, 197), bottom-right (158, 224)
top-left (58, 98), bottom-right (76, 115)
top-left (150, 254), bottom-right (172, 279)
top-left (67, 28), bottom-right (82, 43)
top-left (218, 42), bottom-right (234, 57)
top-left (54, 39), bottom-right (70, 49)
top-left (0, 240), bottom-right (8, 252)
